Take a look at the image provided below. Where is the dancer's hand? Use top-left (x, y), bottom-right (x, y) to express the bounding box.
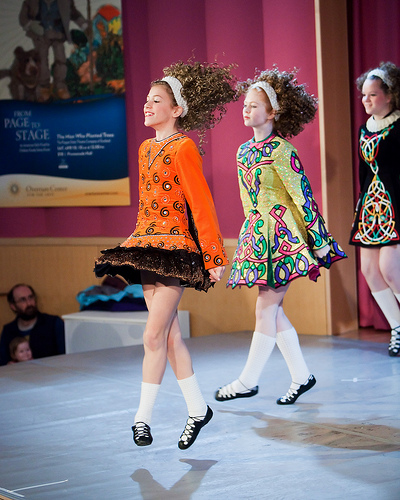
top-left (314, 244), bottom-right (330, 258)
top-left (209, 266), bottom-right (226, 282)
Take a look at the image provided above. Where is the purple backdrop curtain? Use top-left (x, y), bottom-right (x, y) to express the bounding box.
top-left (0, 0), bottom-right (320, 241)
top-left (348, 0), bottom-right (400, 329)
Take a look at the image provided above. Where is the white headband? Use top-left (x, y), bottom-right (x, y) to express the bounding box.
top-left (250, 81), bottom-right (280, 112)
top-left (161, 76), bottom-right (188, 117)
top-left (367, 69), bottom-right (392, 88)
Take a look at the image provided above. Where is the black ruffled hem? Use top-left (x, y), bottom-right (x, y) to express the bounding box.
top-left (94, 245), bottom-right (213, 292)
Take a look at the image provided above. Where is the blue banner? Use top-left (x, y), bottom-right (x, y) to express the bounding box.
top-left (0, 95), bottom-right (130, 206)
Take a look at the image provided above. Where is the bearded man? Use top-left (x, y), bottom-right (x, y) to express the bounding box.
top-left (0, 284), bottom-right (65, 365)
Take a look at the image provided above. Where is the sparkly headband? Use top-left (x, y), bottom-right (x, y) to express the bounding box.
top-left (367, 69), bottom-right (392, 88)
top-left (161, 76), bottom-right (188, 117)
top-left (250, 81), bottom-right (280, 112)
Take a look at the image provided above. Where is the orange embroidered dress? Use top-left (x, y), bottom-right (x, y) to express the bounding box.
top-left (95, 133), bottom-right (228, 291)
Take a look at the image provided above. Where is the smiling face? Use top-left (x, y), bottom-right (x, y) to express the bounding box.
top-left (144, 84), bottom-right (181, 132)
top-left (13, 341), bottom-right (33, 362)
top-left (362, 78), bottom-right (392, 119)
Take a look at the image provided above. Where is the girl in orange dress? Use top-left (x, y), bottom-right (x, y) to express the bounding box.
top-left (95, 61), bottom-right (237, 449)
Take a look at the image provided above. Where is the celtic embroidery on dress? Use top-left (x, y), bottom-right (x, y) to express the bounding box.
top-left (270, 205), bottom-right (311, 285)
top-left (228, 134), bottom-right (346, 289)
top-left (353, 126), bottom-right (399, 244)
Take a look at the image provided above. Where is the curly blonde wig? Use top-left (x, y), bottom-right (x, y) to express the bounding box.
top-left (152, 60), bottom-right (238, 133)
top-left (239, 67), bottom-right (318, 138)
top-left (356, 61), bottom-right (400, 110)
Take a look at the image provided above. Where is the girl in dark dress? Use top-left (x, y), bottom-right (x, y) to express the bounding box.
top-left (349, 62), bottom-right (400, 357)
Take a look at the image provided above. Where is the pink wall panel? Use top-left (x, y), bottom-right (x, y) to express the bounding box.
top-left (203, 0), bottom-right (265, 236)
top-left (261, 0), bottom-right (321, 202)
top-left (1, 0), bottom-right (320, 240)
top-left (146, 0), bottom-right (207, 77)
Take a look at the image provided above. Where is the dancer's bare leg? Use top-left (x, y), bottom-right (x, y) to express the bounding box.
top-left (361, 246), bottom-right (400, 355)
top-left (141, 272), bottom-right (183, 384)
top-left (215, 285), bottom-right (288, 400)
top-left (135, 271), bottom-right (210, 449)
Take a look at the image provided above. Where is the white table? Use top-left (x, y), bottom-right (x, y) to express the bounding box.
top-left (62, 310), bottom-right (190, 354)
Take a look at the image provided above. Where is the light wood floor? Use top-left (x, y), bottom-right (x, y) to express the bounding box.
top-left (0, 329), bottom-right (398, 500)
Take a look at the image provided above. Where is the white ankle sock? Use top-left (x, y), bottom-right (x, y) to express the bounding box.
top-left (276, 327), bottom-right (310, 386)
top-left (394, 292), bottom-right (400, 307)
top-left (371, 288), bottom-right (400, 329)
top-left (178, 373), bottom-right (207, 417)
top-left (134, 382), bottom-right (161, 425)
top-left (232, 331), bottom-right (276, 391)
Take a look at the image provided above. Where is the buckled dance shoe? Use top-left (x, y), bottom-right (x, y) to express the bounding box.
top-left (388, 328), bottom-right (400, 356)
top-left (215, 383), bottom-right (258, 401)
top-left (178, 406), bottom-right (213, 450)
top-left (276, 375), bottom-right (316, 405)
top-left (132, 422), bottom-right (153, 446)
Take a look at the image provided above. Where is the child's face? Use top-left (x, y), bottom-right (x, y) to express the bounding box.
top-left (14, 342), bottom-right (33, 362)
top-left (144, 85), bottom-right (181, 130)
top-left (361, 78), bottom-right (392, 119)
top-left (243, 88), bottom-right (274, 129)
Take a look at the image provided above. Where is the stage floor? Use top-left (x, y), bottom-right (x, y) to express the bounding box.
top-left (0, 331), bottom-right (399, 500)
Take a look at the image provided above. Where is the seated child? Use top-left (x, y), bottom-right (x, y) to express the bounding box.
top-left (8, 336), bottom-right (33, 364)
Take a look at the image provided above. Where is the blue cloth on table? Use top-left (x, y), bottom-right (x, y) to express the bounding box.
top-left (76, 284), bottom-right (146, 312)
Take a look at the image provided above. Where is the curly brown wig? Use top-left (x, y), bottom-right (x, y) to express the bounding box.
top-left (356, 61), bottom-right (400, 110)
top-left (152, 60), bottom-right (238, 133)
top-left (238, 67), bottom-right (318, 138)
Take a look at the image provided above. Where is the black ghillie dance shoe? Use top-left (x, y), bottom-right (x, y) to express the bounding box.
top-left (388, 328), bottom-right (400, 357)
top-left (214, 383), bottom-right (258, 401)
top-left (132, 422), bottom-right (153, 446)
top-left (178, 406), bottom-right (213, 450)
top-left (276, 375), bottom-right (316, 405)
